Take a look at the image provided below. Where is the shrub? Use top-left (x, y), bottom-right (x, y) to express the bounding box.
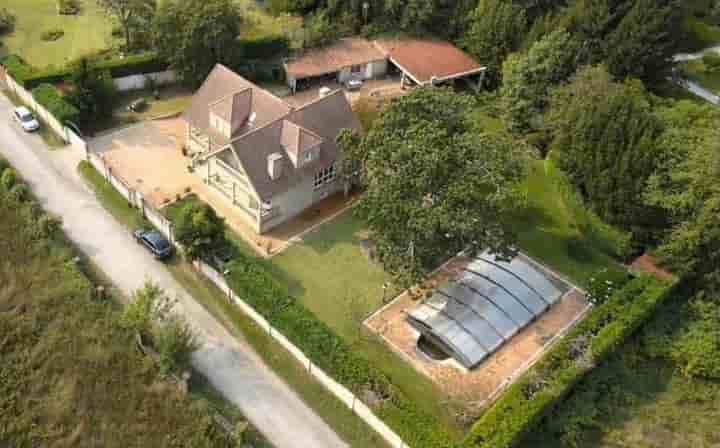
top-left (702, 52), bottom-right (720, 72)
top-left (0, 8), bottom-right (16, 35)
top-left (31, 83), bottom-right (80, 124)
top-left (1, 168), bottom-right (17, 190)
top-left (154, 318), bottom-right (198, 375)
top-left (464, 275), bottom-right (674, 448)
top-left (173, 202), bottom-right (226, 261)
top-left (586, 268), bottom-right (631, 305)
top-left (41, 29), bottom-right (65, 41)
top-left (1, 55), bottom-right (35, 84)
top-left (239, 35), bottom-right (290, 59)
top-left (57, 0), bottom-right (80, 15)
top-left (9, 182), bottom-right (29, 202)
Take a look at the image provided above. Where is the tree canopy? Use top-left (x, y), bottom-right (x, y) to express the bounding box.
top-left (173, 200), bottom-right (226, 260)
top-left (548, 66), bottom-right (666, 239)
top-left (154, 0), bottom-right (242, 86)
top-left (341, 87), bottom-right (528, 285)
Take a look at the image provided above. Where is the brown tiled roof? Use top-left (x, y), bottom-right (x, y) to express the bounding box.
top-left (285, 38), bottom-right (386, 79)
top-left (183, 64), bottom-right (291, 145)
top-left (217, 90), bottom-right (361, 201)
top-left (374, 39), bottom-right (484, 84)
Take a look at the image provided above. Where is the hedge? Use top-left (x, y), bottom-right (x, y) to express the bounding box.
top-left (463, 274), bottom-right (675, 448)
top-left (239, 35), bottom-right (290, 60)
top-left (2, 52), bottom-right (169, 89)
top-left (31, 83), bottom-right (80, 125)
top-left (224, 252), bottom-right (459, 448)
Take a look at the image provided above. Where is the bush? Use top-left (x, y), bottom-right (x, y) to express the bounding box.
top-left (1, 168), bottom-right (17, 190)
top-left (154, 318), bottom-right (198, 375)
top-left (173, 202), bottom-right (226, 261)
top-left (1, 55), bottom-right (35, 85)
top-left (31, 83), bottom-right (81, 124)
top-left (41, 29), bottom-right (65, 41)
top-left (702, 52), bottom-right (720, 71)
top-left (464, 275), bottom-right (674, 448)
top-left (239, 35), bottom-right (290, 59)
top-left (224, 251), bottom-right (458, 447)
top-left (0, 8), bottom-right (16, 35)
top-left (57, 0), bottom-right (80, 15)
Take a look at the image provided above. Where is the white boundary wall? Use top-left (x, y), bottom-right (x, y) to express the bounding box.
top-left (84, 152), bottom-right (411, 448)
top-left (113, 70), bottom-right (178, 92)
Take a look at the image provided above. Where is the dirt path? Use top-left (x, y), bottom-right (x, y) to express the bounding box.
top-left (0, 93), bottom-right (348, 448)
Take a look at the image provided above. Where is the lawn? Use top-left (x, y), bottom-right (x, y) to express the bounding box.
top-left (0, 0), bottom-right (116, 68)
top-left (514, 159), bottom-right (626, 288)
top-left (681, 58), bottom-right (720, 95)
top-left (86, 84), bottom-right (194, 135)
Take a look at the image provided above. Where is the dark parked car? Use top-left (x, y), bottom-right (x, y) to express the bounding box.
top-left (133, 229), bottom-right (173, 259)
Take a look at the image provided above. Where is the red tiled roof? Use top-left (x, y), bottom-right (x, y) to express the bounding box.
top-left (374, 39), bottom-right (484, 84)
top-left (285, 38), bottom-right (386, 79)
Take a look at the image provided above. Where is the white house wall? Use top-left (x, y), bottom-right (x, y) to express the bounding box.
top-left (367, 59), bottom-right (388, 78)
top-left (260, 175), bottom-right (342, 233)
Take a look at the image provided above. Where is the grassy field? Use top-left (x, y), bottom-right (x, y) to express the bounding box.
top-left (0, 0), bottom-right (300, 69)
top-left (0, 159), bottom-right (251, 447)
top-left (520, 302), bottom-right (720, 448)
top-left (0, 0), bottom-right (116, 68)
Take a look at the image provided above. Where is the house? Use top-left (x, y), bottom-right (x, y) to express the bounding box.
top-left (183, 64), bottom-right (361, 234)
top-left (284, 37), bottom-right (486, 93)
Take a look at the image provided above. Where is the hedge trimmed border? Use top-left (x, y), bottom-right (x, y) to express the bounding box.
top-left (463, 274), bottom-right (676, 448)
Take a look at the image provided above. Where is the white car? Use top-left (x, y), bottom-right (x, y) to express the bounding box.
top-left (345, 78), bottom-right (363, 91)
top-left (13, 106), bottom-right (40, 132)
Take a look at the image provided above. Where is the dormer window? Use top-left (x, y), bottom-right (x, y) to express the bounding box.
top-left (210, 112), bottom-right (230, 137)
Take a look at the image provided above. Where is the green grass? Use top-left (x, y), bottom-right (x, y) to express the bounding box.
top-left (2, 89), bottom-right (66, 148)
top-left (270, 211), bottom-right (463, 435)
top-left (0, 161), bottom-right (240, 447)
top-left (78, 160), bottom-right (149, 229)
top-left (86, 85), bottom-right (194, 135)
top-left (0, 0), bottom-right (116, 68)
top-left (77, 161), bottom-right (389, 448)
top-left (520, 313), bottom-right (720, 448)
top-left (681, 58), bottom-right (720, 94)
top-left (514, 159), bottom-right (626, 288)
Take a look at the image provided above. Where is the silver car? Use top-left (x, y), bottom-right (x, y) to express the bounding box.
top-left (13, 106), bottom-right (40, 132)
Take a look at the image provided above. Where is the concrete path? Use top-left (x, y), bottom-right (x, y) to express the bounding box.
top-left (673, 44), bottom-right (720, 62)
top-left (671, 45), bottom-right (720, 104)
top-left (0, 93), bottom-right (347, 448)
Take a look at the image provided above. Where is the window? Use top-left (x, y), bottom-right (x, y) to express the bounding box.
top-left (351, 64), bottom-right (363, 74)
top-left (313, 163), bottom-right (336, 189)
top-left (304, 151), bottom-right (314, 163)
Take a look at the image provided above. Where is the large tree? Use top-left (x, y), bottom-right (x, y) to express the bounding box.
top-left (501, 28), bottom-right (580, 133)
top-left (645, 100), bottom-right (720, 291)
top-left (97, 0), bottom-right (156, 51)
top-left (549, 65), bottom-right (665, 238)
top-left (341, 87), bottom-right (528, 285)
top-left (154, 0), bottom-right (242, 86)
top-left (464, 0), bottom-right (527, 89)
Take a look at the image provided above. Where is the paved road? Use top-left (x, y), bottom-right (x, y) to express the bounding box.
top-left (0, 93), bottom-right (347, 448)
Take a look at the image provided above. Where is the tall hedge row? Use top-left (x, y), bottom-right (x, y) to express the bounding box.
top-left (239, 35), bottom-right (290, 59)
top-left (463, 275), bottom-right (675, 448)
top-left (224, 253), bottom-right (459, 448)
top-left (31, 83), bottom-right (80, 125)
top-left (2, 53), bottom-right (169, 89)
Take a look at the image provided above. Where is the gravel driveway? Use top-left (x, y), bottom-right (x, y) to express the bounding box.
top-left (0, 93), bottom-right (347, 448)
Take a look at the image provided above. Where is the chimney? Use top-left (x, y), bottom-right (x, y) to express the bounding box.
top-left (267, 153), bottom-right (283, 180)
